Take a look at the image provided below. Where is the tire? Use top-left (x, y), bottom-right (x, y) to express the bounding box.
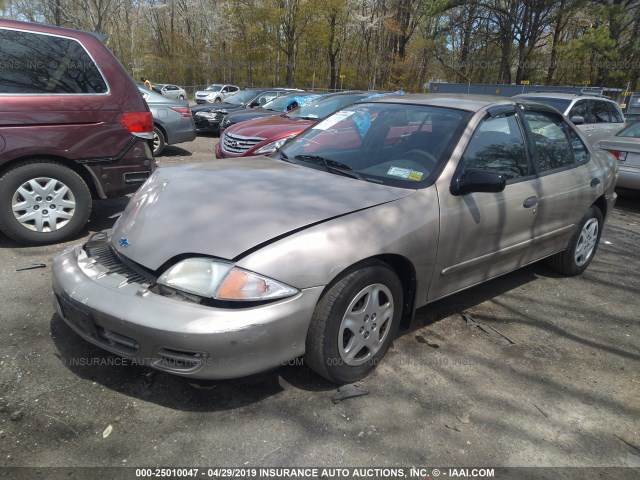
top-left (214, 97), bottom-right (222, 103)
top-left (304, 262), bottom-right (403, 384)
top-left (178, 95), bottom-right (185, 100)
top-left (151, 126), bottom-right (166, 156)
top-left (547, 206), bottom-right (603, 276)
top-left (0, 160), bottom-right (92, 245)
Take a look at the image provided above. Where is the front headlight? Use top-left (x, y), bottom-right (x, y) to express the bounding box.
top-left (195, 111), bottom-right (215, 118)
top-left (157, 258), bottom-right (299, 301)
top-left (253, 134), bottom-right (297, 155)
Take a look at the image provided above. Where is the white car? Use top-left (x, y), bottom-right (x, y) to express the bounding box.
top-left (194, 84), bottom-right (240, 104)
top-left (152, 83), bottom-right (187, 100)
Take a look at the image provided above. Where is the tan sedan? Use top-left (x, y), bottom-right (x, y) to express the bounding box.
top-left (52, 95), bottom-right (618, 383)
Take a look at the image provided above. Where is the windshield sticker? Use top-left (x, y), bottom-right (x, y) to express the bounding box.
top-left (387, 167), bottom-right (412, 178)
top-left (387, 167), bottom-right (424, 181)
top-left (313, 110), bottom-right (355, 130)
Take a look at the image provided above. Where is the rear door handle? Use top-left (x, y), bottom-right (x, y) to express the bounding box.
top-left (523, 196), bottom-right (538, 208)
top-left (590, 178), bottom-right (601, 188)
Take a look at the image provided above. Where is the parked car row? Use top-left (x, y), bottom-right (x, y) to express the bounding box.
top-left (0, 19), bottom-right (633, 386)
top-left (191, 88), bottom-right (303, 133)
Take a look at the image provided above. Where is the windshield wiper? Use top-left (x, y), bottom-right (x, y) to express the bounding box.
top-left (293, 155), bottom-right (363, 180)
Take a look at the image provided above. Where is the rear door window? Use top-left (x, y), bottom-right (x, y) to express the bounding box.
top-left (523, 110), bottom-right (587, 172)
top-left (0, 29), bottom-right (108, 94)
top-left (606, 103), bottom-right (624, 123)
top-left (591, 101), bottom-right (611, 123)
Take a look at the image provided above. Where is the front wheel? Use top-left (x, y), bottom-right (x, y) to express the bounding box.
top-left (304, 263), bottom-right (403, 384)
top-left (547, 206), bottom-right (603, 276)
top-left (0, 160), bottom-right (92, 245)
top-left (214, 97), bottom-right (222, 103)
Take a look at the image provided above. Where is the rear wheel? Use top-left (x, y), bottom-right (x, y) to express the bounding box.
top-left (0, 161), bottom-right (91, 245)
top-left (547, 206), bottom-right (603, 276)
top-left (305, 262), bottom-right (403, 384)
top-left (152, 126), bottom-right (166, 156)
top-left (178, 94), bottom-right (185, 100)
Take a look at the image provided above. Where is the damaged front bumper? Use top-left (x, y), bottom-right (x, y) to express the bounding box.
top-left (51, 241), bottom-right (322, 379)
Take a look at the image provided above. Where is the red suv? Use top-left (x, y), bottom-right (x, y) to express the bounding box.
top-left (0, 20), bottom-right (155, 245)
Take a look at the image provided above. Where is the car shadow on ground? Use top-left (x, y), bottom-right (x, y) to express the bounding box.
top-left (157, 145), bottom-right (193, 157)
top-left (49, 258), bottom-right (553, 413)
top-left (49, 312), bottom-right (335, 412)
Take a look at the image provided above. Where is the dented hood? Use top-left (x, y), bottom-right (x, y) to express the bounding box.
top-left (109, 157), bottom-right (413, 271)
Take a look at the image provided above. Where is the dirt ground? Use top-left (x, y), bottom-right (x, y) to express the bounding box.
top-left (0, 135), bottom-right (639, 477)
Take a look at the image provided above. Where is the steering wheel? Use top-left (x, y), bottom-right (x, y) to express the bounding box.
top-left (401, 149), bottom-right (438, 170)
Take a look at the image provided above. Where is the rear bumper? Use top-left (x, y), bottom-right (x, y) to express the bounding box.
top-left (164, 121), bottom-right (196, 146)
top-left (85, 139), bottom-right (155, 198)
top-left (51, 243), bottom-right (322, 379)
top-left (617, 166), bottom-right (640, 190)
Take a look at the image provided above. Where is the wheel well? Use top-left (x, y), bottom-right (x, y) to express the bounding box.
top-left (0, 156), bottom-right (99, 199)
top-left (592, 195), bottom-right (607, 220)
top-left (154, 123), bottom-right (167, 140)
top-left (322, 254), bottom-right (418, 332)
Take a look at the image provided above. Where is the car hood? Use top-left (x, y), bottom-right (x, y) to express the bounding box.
top-left (190, 103), bottom-right (243, 113)
top-left (226, 115), bottom-right (314, 139)
top-left (110, 157), bottom-right (413, 270)
top-left (595, 136), bottom-right (640, 153)
top-left (228, 109), bottom-right (280, 124)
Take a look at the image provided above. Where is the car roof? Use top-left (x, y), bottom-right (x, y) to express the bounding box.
top-left (367, 93), bottom-right (515, 112)
top-left (0, 18), bottom-right (108, 42)
top-left (514, 92), bottom-right (616, 102)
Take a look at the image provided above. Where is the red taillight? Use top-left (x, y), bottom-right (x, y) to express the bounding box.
top-left (170, 106), bottom-right (192, 118)
top-left (607, 150), bottom-right (620, 160)
top-left (120, 111), bottom-right (153, 139)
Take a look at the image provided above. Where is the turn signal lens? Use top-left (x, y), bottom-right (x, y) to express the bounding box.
top-left (215, 268), bottom-right (298, 301)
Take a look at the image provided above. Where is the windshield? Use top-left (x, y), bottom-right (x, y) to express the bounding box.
top-left (616, 122), bottom-right (640, 138)
top-left (287, 93), bottom-right (370, 120)
top-left (263, 93), bottom-right (321, 112)
top-left (226, 89), bottom-right (261, 105)
top-left (206, 84), bottom-right (223, 92)
top-left (278, 103), bottom-right (470, 189)
top-left (518, 96), bottom-right (571, 114)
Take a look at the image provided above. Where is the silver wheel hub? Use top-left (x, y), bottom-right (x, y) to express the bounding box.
top-left (11, 177), bottom-right (76, 232)
top-left (338, 283), bottom-right (394, 366)
top-left (152, 132), bottom-right (161, 151)
top-left (575, 218), bottom-right (598, 266)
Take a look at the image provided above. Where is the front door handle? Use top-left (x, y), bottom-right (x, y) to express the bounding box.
top-left (590, 178), bottom-right (601, 188)
top-left (523, 196), bottom-right (538, 208)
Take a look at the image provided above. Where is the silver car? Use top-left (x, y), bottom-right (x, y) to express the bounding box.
top-left (51, 95), bottom-right (618, 383)
top-left (152, 83), bottom-right (187, 100)
top-left (514, 92), bottom-right (626, 144)
top-left (194, 84), bottom-right (240, 104)
top-left (139, 87), bottom-right (196, 156)
top-left (595, 122), bottom-right (640, 190)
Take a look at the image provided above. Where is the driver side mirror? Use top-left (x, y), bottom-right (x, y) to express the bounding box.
top-left (450, 169), bottom-right (506, 196)
top-left (570, 115), bottom-right (585, 125)
top-left (249, 101), bottom-right (260, 108)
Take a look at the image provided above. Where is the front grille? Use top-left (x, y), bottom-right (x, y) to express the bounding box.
top-left (221, 132), bottom-right (265, 155)
top-left (84, 233), bottom-right (154, 286)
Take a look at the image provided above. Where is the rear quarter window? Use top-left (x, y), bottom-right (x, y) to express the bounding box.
top-left (0, 29), bottom-right (108, 94)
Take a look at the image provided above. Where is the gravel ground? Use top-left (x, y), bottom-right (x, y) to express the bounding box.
top-left (0, 135), bottom-right (639, 476)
